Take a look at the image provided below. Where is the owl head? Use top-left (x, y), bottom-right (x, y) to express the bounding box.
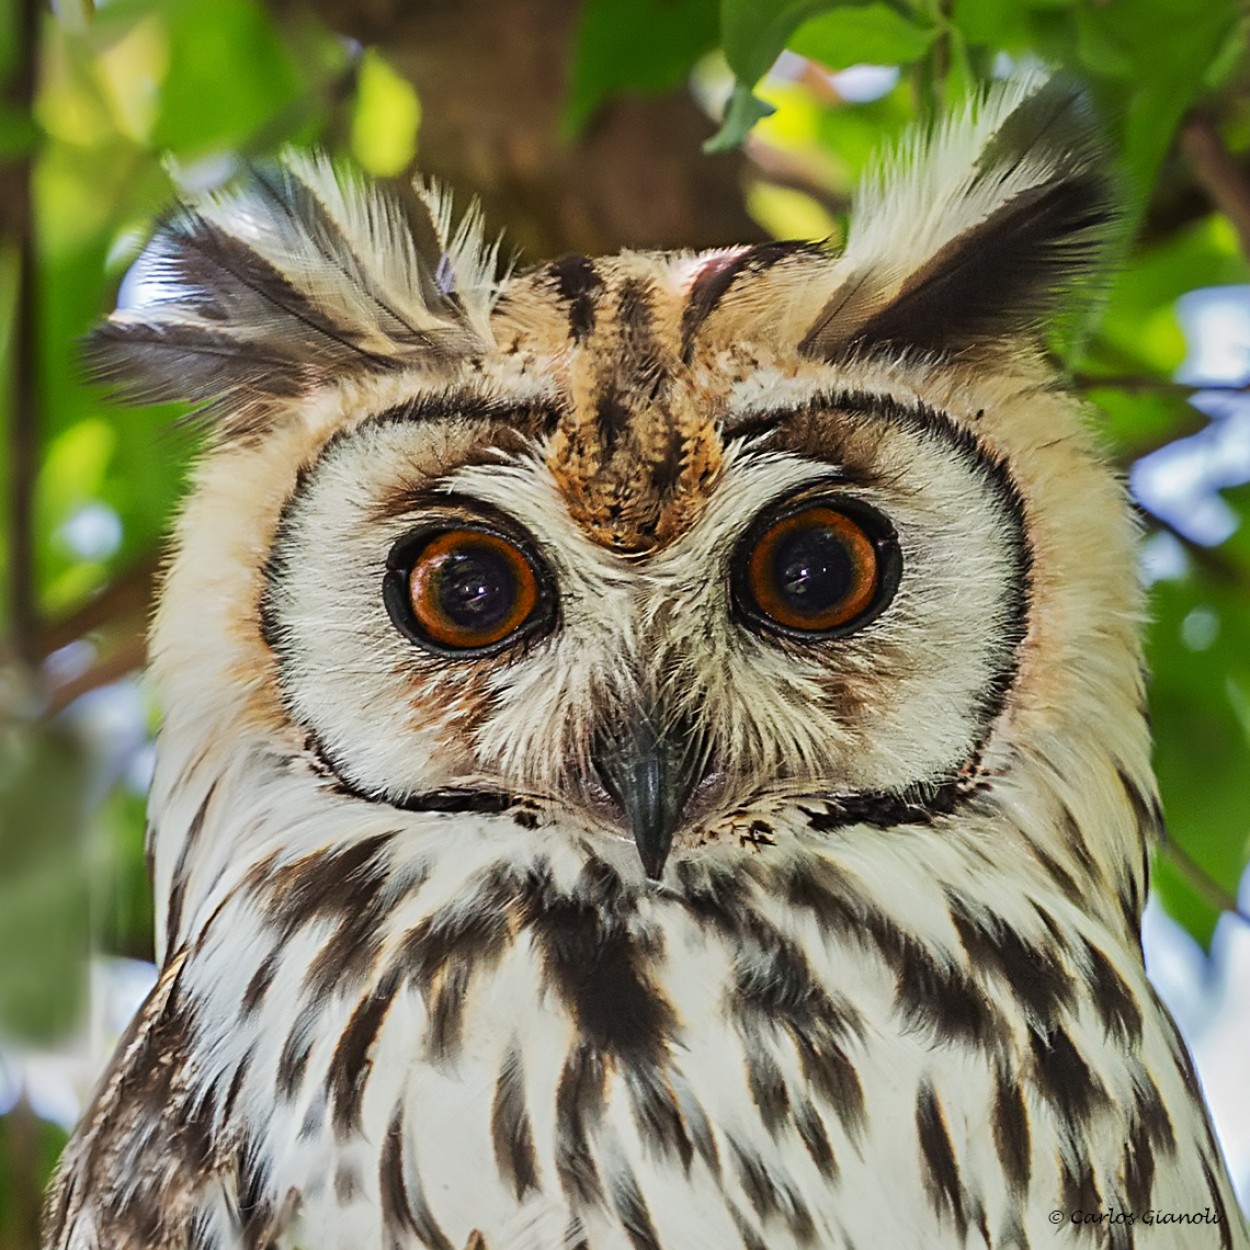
top-left (94, 76), bottom-right (1149, 945)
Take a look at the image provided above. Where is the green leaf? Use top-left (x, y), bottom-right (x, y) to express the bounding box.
top-left (714, 0), bottom-right (928, 148)
top-left (719, 0), bottom-right (839, 82)
top-left (704, 80), bottom-right (776, 152)
top-left (565, 0), bottom-right (719, 136)
top-left (1073, 8), bottom-right (1135, 80)
top-left (948, 0), bottom-right (1034, 49)
top-left (1204, 13), bottom-right (1250, 89)
top-left (1147, 575), bottom-right (1250, 949)
top-left (0, 1109), bottom-right (68, 1247)
top-left (789, 4), bottom-right (938, 71)
top-left (1084, 0), bottom-right (1242, 191)
top-left (351, 49), bottom-right (420, 176)
top-left (0, 725), bottom-right (89, 1042)
top-left (148, 0), bottom-right (304, 155)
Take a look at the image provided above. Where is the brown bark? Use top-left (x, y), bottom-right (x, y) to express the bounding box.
top-left (275, 0), bottom-right (763, 259)
top-left (1181, 112), bottom-right (1250, 262)
top-left (2, 0), bottom-right (41, 671)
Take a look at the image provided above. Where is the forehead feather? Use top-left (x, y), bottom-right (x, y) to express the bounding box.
top-left (488, 245), bottom-right (846, 555)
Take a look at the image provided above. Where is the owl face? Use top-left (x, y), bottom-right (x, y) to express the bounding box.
top-left (256, 292), bottom-right (1029, 879)
top-left (96, 75), bottom-right (1144, 898)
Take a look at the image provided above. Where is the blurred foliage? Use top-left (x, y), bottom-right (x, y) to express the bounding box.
top-left (1, 0), bottom-right (1250, 1242)
top-left (0, 722), bottom-right (87, 1043)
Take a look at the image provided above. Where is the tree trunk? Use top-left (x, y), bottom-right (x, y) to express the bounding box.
top-left (279, 0), bottom-right (763, 259)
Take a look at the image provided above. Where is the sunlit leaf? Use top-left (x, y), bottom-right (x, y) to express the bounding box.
top-left (351, 48), bottom-right (420, 176)
top-left (93, 15), bottom-right (168, 145)
top-left (745, 182), bottom-right (840, 242)
top-left (36, 418), bottom-right (115, 540)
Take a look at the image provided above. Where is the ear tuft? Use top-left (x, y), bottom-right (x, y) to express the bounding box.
top-left (85, 153), bottom-right (502, 436)
top-left (799, 75), bottom-right (1121, 363)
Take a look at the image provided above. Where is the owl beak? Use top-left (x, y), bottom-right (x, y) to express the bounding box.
top-left (591, 712), bottom-right (703, 881)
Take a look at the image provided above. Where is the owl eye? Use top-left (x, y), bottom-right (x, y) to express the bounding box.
top-left (732, 498), bottom-right (900, 639)
top-left (383, 526), bottom-right (554, 655)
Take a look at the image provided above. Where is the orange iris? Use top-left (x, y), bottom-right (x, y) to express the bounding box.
top-left (405, 529), bottom-right (540, 651)
top-left (743, 505), bottom-right (880, 633)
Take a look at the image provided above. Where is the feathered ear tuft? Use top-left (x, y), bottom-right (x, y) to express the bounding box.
top-left (800, 75), bottom-right (1121, 363)
top-left (86, 152), bottom-right (502, 435)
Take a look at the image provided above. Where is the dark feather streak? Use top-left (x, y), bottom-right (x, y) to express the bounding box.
top-left (1029, 1026), bottom-right (1107, 1134)
top-left (379, 1109), bottom-right (454, 1250)
top-left (991, 1068), bottom-right (1031, 1200)
top-left (395, 865), bottom-right (514, 1061)
top-left (329, 966), bottom-right (401, 1138)
top-left (555, 1042), bottom-right (608, 1206)
top-left (948, 895), bottom-right (1071, 1025)
top-left (727, 1137), bottom-right (816, 1242)
top-left (548, 254), bottom-right (604, 341)
top-left (519, 857), bottom-right (674, 1067)
top-left (166, 781), bottom-right (218, 948)
top-left (916, 1085), bottom-right (969, 1239)
top-left (610, 1164), bottom-right (665, 1250)
top-left (1080, 938), bottom-right (1143, 1044)
top-left (491, 1046), bottom-right (541, 1200)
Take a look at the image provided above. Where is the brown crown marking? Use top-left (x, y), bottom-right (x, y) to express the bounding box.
top-left (545, 269), bottom-right (725, 554)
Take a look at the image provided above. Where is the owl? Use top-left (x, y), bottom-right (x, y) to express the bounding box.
top-left (45, 76), bottom-right (1247, 1250)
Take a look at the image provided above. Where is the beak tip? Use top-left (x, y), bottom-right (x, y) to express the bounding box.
top-left (634, 825), bottom-right (675, 881)
top-left (640, 853), bottom-right (668, 881)
top-left (592, 712), bottom-right (697, 886)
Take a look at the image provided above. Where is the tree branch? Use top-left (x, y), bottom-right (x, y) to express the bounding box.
top-left (3, 1093), bottom-right (42, 1250)
top-left (1162, 839), bottom-right (1250, 929)
top-left (36, 554), bottom-right (158, 660)
top-left (1180, 112), bottom-right (1250, 260)
top-left (743, 137), bottom-right (851, 223)
top-left (1136, 504), bottom-right (1250, 589)
top-left (43, 629), bottom-right (147, 719)
top-left (1076, 373), bottom-right (1250, 397)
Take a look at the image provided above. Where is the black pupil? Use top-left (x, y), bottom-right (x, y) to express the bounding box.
top-left (434, 545), bottom-right (517, 628)
top-left (772, 525), bottom-right (854, 616)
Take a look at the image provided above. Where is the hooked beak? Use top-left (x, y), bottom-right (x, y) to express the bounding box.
top-left (591, 710), bottom-right (705, 880)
